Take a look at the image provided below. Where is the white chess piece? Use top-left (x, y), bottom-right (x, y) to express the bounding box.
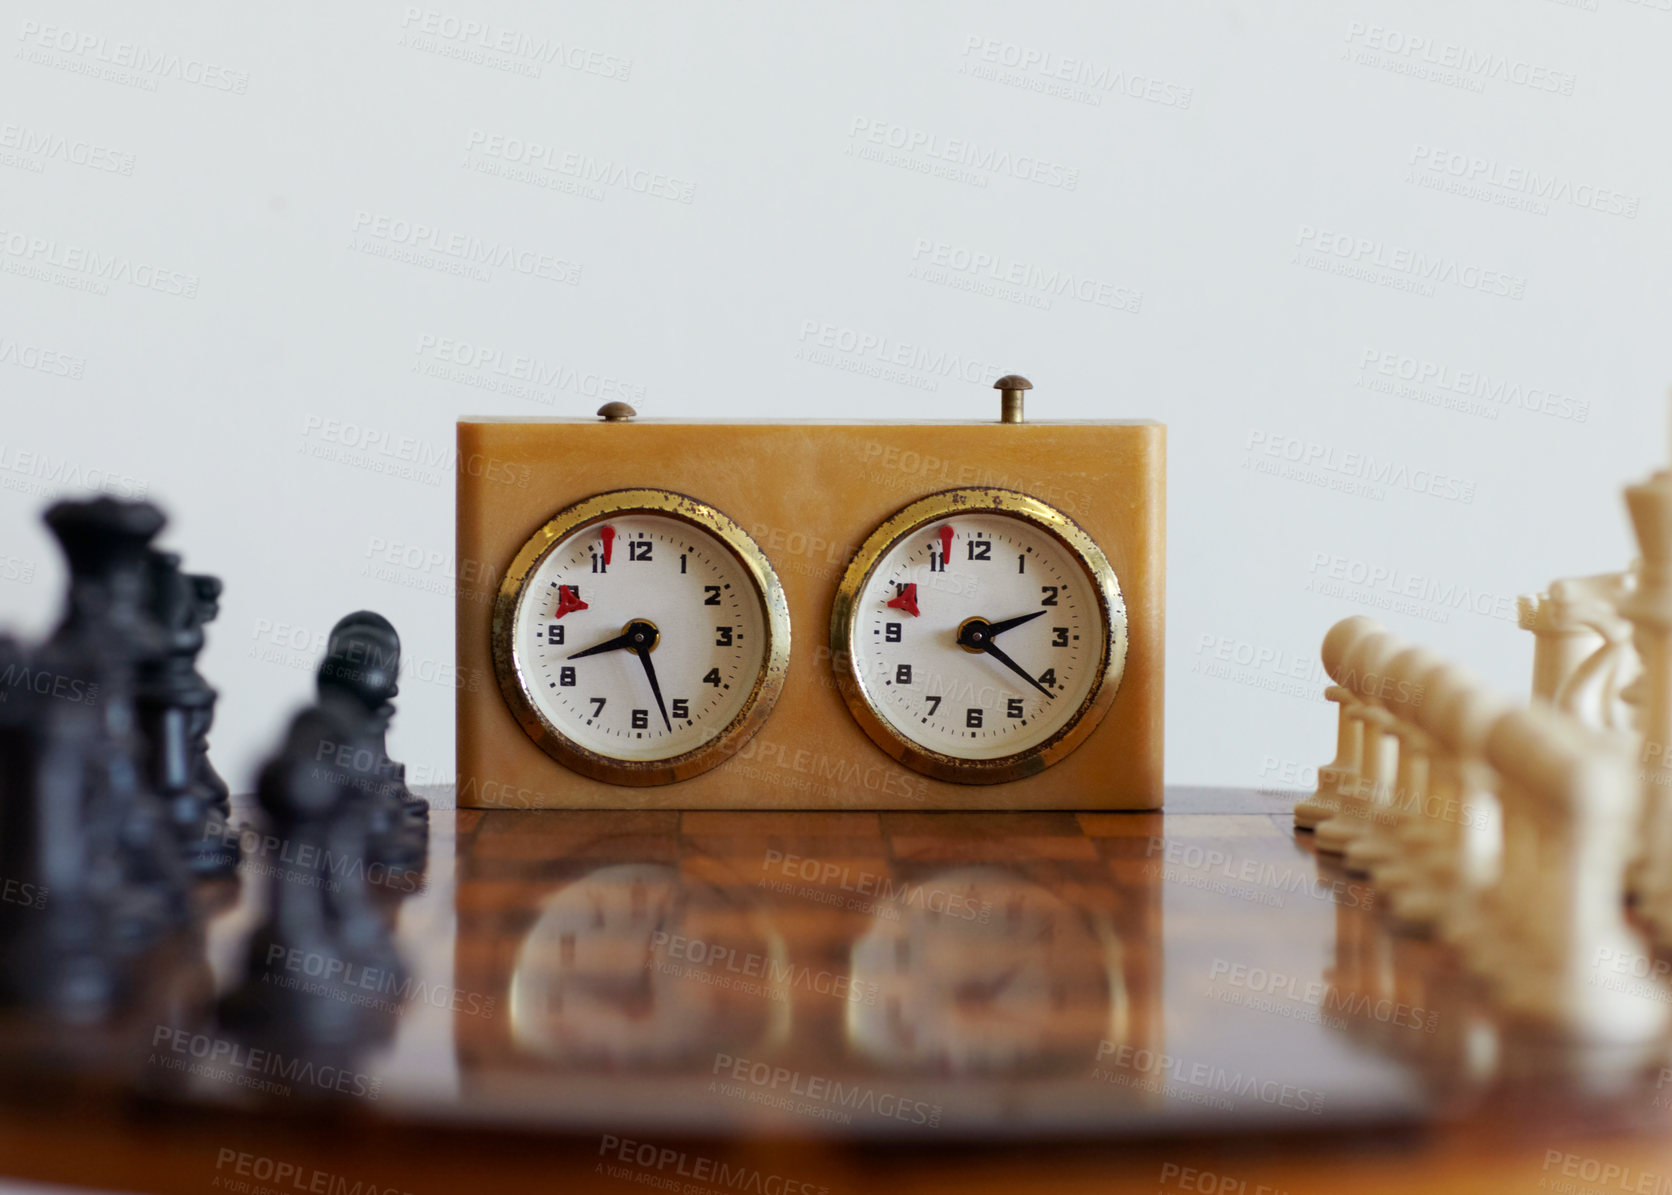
top-left (1550, 570), bottom-right (1640, 732)
top-left (1381, 657), bottom-right (1461, 934)
top-left (1485, 707), bottom-right (1663, 1043)
top-left (1368, 648), bottom-right (1449, 908)
top-left (1350, 645), bottom-right (1439, 883)
top-left (1622, 467), bottom-right (1672, 910)
top-left (1341, 637), bottom-right (1413, 877)
top-left (1295, 617), bottom-right (1384, 831)
top-left (1519, 590), bottom-right (1604, 704)
top-left (1411, 666), bottom-right (1509, 954)
top-left (1472, 738), bottom-right (1544, 995)
top-left (1315, 631), bottom-right (1405, 859)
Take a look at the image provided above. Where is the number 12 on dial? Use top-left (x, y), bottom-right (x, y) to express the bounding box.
top-left (831, 489), bottom-right (1127, 784)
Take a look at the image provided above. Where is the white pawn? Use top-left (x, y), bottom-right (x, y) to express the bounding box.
top-left (1315, 630), bottom-right (1404, 859)
top-left (1485, 708), bottom-right (1663, 1044)
top-left (1342, 637), bottom-right (1411, 877)
top-left (1471, 728), bottom-right (1546, 995)
top-left (1366, 648), bottom-right (1448, 903)
top-left (1411, 666), bottom-right (1508, 953)
top-left (1294, 617), bottom-right (1384, 831)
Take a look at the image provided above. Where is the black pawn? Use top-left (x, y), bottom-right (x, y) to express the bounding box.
top-left (0, 636), bottom-right (125, 1021)
top-left (43, 498), bottom-right (193, 945)
top-left (330, 611), bottom-right (428, 827)
top-left (317, 619), bottom-right (425, 870)
top-left (186, 574), bottom-right (231, 818)
top-left (136, 551), bottom-right (238, 877)
top-left (317, 689), bottom-right (407, 990)
top-left (218, 705), bottom-right (373, 1049)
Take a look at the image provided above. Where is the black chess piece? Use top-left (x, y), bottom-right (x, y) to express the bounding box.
top-left (328, 611), bottom-right (428, 828)
top-left (186, 573), bottom-right (231, 818)
top-left (218, 704), bottom-right (380, 1050)
top-left (42, 498), bottom-right (193, 946)
top-left (0, 635), bottom-right (126, 1021)
top-left (317, 618), bottom-right (426, 870)
top-left (316, 696), bottom-right (407, 991)
top-left (136, 551), bottom-right (239, 877)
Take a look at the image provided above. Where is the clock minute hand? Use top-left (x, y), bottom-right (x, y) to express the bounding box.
top-left (981, 638), bottom-right (1056, 701)
top-left (636, 645), bottom-right (672, 731)
top-left (985, 609), bottom-right (1049, 638)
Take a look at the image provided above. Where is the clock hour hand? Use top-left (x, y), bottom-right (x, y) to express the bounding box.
top-left (984, 609), bottom-right (1048, 638)
top-left (568, 631), bottom-right (635, 660)
top-left (636, 645), bottom-right (672, 731)
top-left (568, 619), bottom-right (657, 660)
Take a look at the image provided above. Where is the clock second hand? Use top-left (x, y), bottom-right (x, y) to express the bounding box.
top-left (567, 620), bottom-right (672, 731)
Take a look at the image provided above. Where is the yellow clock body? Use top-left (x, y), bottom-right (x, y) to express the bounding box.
top-left (457, 400), bottom-right (1164, 809)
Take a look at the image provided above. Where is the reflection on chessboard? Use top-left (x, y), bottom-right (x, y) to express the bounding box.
top-left (452, 810), bottom-right (1164, 1130)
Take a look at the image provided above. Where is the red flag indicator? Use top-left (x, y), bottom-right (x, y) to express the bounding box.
top-left (886, 583), bottom-right (920, 617)
top-left (600, 525), bottom-right (616, 566)
top-left (553, 585), bottom-right (589, 619)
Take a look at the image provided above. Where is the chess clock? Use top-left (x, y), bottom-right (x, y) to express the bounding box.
top-left (457, 377), bottom-right (1164, 811)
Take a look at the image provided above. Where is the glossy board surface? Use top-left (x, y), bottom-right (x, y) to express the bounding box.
top-left (2, 789), bottom-right (1670, 1194)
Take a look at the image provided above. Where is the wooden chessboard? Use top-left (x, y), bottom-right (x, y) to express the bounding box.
top-left (1, 788), bottom-right (1670, 1195)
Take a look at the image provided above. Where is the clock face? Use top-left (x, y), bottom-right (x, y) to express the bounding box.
top-left (510, 863), bottom-right (787, 1066)
top-left (847, 868), bottom-right (1119, 1073)
top-left (853, 512), bottom-right (1101, 759)
top-left (494, 491), bottom-right (789, 784)
top-left (833, 490), bottom-right (1125, 782)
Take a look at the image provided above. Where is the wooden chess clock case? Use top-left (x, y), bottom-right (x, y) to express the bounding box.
top-left (455, 401), bottom-right (1164, 810)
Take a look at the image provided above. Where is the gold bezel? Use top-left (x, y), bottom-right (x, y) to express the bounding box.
top-left (491, 489), bottom-right (791, 786)
top-left (830, 488), bottom-right (1126, 785)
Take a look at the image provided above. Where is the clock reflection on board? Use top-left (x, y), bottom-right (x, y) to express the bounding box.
top-left (508, 862), bottom-right (789, 1067)
top-left (847, 868), bottom-right (1127, 1074)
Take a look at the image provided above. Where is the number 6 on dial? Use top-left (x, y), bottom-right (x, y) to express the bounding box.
top-left (830, 489), bottom-right (1127, 784)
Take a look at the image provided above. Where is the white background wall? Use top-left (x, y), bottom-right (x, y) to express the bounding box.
top-left (0, 0), bottom-right (1664, 797)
